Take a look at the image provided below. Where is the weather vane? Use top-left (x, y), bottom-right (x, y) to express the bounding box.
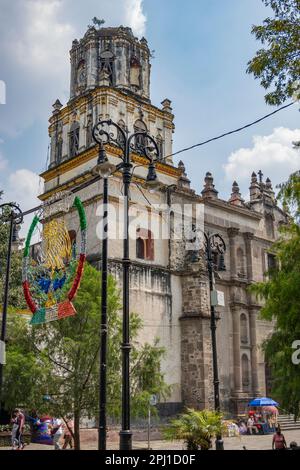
top-left (88, 17), bottom-right (105, 29)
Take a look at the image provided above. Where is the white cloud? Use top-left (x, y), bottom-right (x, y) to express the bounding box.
top-left (223, 127), bottom-right (300, 192)
top-left (0, 0), bottom-right (74, 136)
top-left (0, 168), bottom-right (42, 241)
top-left (3, 0), bottom-right (74, 79)
top-left (0, 152), bottom-right (7, 171)
top-left (0, 0), bottom-right (148, 137)
top-left (3, 169), bottom-right (41, 210)
top-left (125, 0), bottom-right (147, 37)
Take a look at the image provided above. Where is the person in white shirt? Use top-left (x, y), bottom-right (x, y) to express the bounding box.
top-left (247, 416), bottom-right (258, 435)
top-left (51, 417), bottom-right (63, 450)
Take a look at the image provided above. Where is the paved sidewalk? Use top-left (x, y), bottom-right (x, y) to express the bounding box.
top-left (1, 429), bottom-right (300, 451)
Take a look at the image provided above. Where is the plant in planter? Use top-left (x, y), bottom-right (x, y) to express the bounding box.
top-left (163, 408), bottom-right (226, 450)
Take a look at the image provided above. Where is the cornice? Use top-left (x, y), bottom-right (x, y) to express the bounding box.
top-left (205, 198), bottom-right (262, 220)
top-left (49, 87), bottom-right (174, 128)
top-left (40, 144), bottom-right (181, 184)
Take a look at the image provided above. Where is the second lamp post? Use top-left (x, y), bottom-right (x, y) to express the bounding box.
top-left (92, 119), bottom-right (160, 451)
top-left (203, 231), bottom-right (226, 450)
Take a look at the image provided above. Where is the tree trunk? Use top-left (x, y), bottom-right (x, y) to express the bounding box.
top-left (74, 409), bottom-right (81, 450)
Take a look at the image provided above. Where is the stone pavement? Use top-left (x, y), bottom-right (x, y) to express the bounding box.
top-left (1, 429), bottom-right (300, 450)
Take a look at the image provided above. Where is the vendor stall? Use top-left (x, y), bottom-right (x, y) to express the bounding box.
top-left (247, 397), bottom-right (279, 434)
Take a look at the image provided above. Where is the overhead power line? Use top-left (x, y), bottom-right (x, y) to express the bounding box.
top-left (166, 101), bottom-right (295, 160)
top-left (16, 102), bottom-right (296, 218)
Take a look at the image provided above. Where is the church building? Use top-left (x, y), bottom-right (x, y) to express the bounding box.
top-left (39, 25), bottom-right (288, 415)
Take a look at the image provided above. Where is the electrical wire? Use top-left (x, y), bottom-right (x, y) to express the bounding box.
top-left (165, 101), bottom-right (295, 160)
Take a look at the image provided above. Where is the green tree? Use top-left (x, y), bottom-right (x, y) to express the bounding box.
top-left (247, 0), bottom-right (300, 105)
top-left (3, 263), bottom-right (170, 449)
top-left (251, 171), bottom-right (300, 418)
top-left (163, 409), bottom-right (226, 450)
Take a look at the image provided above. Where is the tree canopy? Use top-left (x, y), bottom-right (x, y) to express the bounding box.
top-left (3, 263), bottom-right (170, 449)
top-left (251, 170), bottom-right (300, 418)
top-left (247, 0), bottom-right (300, 105)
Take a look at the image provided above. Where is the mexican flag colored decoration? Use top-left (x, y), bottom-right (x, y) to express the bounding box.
top-left (22, 196), bottom-right (87, 325)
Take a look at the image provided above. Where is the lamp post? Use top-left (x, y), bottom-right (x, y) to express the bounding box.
top-left (203, 231), bottom-right (226, 451)
top-left (92, 119), bottom-right (160, 451)
top-left (0, 203), bottom-right (23, 401)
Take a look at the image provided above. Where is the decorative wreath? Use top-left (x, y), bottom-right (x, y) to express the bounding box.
top-left (22, 196), bottom-right (87, 325)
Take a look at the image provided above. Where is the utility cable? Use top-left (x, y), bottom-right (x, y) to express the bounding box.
top-left (165, 101), bottom-right (295, 160)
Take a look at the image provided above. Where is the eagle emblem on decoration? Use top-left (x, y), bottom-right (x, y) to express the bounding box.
top-left (22, 195), bottom-right (87, 325)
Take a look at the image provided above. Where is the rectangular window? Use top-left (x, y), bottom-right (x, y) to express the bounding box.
top-left (267, 253), bottom-right (277, 271)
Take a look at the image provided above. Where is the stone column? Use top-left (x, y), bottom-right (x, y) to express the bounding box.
top-left (249, 307), bottom-right (260, 396)
top-left (232, 305), bottom-right (242, 394)
top-left (86, 36), bottom-right (98, 90)
top-left (227, 227), bottom-right (239, 279)
top-left (180, 262), bottom-right (214, 409)
top-left (243, 232), bottom-right (254, 282)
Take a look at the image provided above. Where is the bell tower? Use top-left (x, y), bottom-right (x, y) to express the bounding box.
top-left (46, 23), bottom-right (175, 174)
top-left (69, 26), bottom-right (151, 102)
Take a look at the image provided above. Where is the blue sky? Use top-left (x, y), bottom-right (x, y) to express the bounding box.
top-left (0, 0), bottom-right (299, 216)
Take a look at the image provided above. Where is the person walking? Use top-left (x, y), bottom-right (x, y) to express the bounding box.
top-left (14, 409), bottom-right (25, 450)
top-left (50, 417), bottom-right (64, 450)
top-left (272, 427), bottom-right (287, 450)
top-left (11, 411), bottom-right (19, 450)
top-left (62, 415), bottom-right (74, 450)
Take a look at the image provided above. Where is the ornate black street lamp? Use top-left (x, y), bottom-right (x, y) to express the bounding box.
top-left (203, 231), bottom-right (226, 451)
top-left (0, 203), bottom-right (23, 401)
top-left (92, 119), bottom-right (160, 451)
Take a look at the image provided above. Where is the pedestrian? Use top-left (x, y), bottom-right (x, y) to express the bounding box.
top-left (247, 416), bottom-right (258, 435)
top-left (11, 411), bottom-right (19, 450)
top-left (50, 417), bottom-right (64, 450)
top-left (62, 414), bottom-right (74, 450)
top-left (272, 427), bottom-right (287, 450)
top-left (14, 408), bottom-right (25, 450)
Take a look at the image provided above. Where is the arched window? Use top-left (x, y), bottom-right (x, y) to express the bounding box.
top-left (134, 120), bottom-right (147, 152)
top-left (156, 134), bottom-right (164, 160)
top-left (242, 354), bottom-right (250, 389)
top-left (69, 121), bottom-right (80, 157)
top-left (136, 228), bottom-right (154, 261)
top-left (76, 60), bottom-right (86, 90)
top-left (240, 313), bottom-right (248, 344)
top-left (265, 214), bottom-right (274, 238)
top-left (130, 56), bottom-right (141, 87)
top-left (99, 50), bottom-right (114, 85)
top-left (117, 120), bottom-right (126, 148)
top-left (57, 138), bottom-right (63, 163)
top-left (136, 237), bottom-right (144, 260)
top-left (236, 247), bottom-right (245, 278)
top-left (68, 230), bottom-right (77, 246)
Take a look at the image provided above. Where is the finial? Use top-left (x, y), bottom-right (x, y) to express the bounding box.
top-left (201, 172), bottom-right (218, 199)
top-left (229, 180), bottom-right (244, 206)
top-left (178, 160), bottom-right (186, 175)
top-left (161, 99), bottom-right (172, 113)
top-left (52, 99), bottom-right (63, 114)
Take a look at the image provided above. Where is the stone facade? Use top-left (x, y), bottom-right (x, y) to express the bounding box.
top-left (39, 25), bottom-right (288, 416)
